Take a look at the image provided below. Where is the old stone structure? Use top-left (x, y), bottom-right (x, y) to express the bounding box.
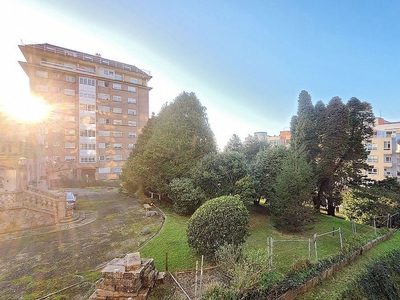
top-left (0, 186), bottom-right (68, 233)
top-left (90, 252), bottom-right (164, 300)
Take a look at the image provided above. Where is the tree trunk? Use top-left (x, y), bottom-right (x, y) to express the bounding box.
top-left (253, 198), bottom-right (260, 205)
top-left (327, 203), bottom-right (335, 216)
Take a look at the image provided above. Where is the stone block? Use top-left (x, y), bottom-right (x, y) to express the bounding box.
top-left (125, 252), bottom-right (141, 271)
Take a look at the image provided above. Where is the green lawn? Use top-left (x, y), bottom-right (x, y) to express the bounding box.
top-left (140, 202), bottom-right (386, 274)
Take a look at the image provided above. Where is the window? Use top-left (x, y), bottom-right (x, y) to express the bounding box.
top-left (98, 118), bottom-right (110, 125)
top-left (113, 155), bottom-right (123, 161)
top-left (367, 155), bottom-right (378, 163)
top-left (98, 167), bottom-right (110, 174)
top-left (385, 156), bottom-right (392, 163)
top-left (384, 169), bottom-right (392, 176)
top-left (53, 142), bottom-right (60, 147)
top-left (384, 141), bottom-right (391, 150)
top-left (98, 93), bottom-right (110, 100)
top-left (64, 116), bottom-right (76, 122)
top-left (102, 69), bottom-right (114, 77)
top-left (99, 155), bottom-right (110, 161)
top-left (66, 75), bottom-right (76, 82)
top-left (65, 156), bottom-right (76, 162)
top-left (80, 143), bottom-right (96, 150)
top-left (80, 117), bottom-right (96, 125)
top-left (80, 156), bottom-right (96, 163)
top-left (98, 80), bottom-right (109, 87)
top-left (36, 85), bottom-right (48, 92)
top-left (128, 121), bottom-right (137, 127)
top-left (113, 119), bottom-right (123, 125)
top-left (367, 168), bottom-right (378, 175)
top-left (128, 98), bottom-right (137, 104)
top-left (79, 130), bottom-right (95, 137)
top-left (128, 132), bottom-right (137, 138)
top-left (113, 83), bottom-right (122, 90)
top-left (98, 105), bottom-right (110, 113)
top-left (115, 74), bottom-right (123, 80)
top-left (113, 131), bottom-right (123, 138)
top-left (128, 109), bottom-right (137, 115)
top-left (128, 143), bottom-right (135, 149)
top-left (98, 143), bottom-right (110, 149)
top-left (36, 70), bottom-right (48, 78)
top-left (113, 107), bottom-right (122, 114)
top-left (65, 129), bottom-right (76, 136)
top-left (130, 77), bottom-right (138, 84)
top-left (98, 131), bottom-right (110, 137)
top-left (51, 73), bottom-right (60, 79)
top-left (52, 87), bottom-right (61, 92)
top-left (127, 86), bottom-right (136, 92)
top-left (114, 167), bottom-right (122, 173)
top-left (64, 89), bottom-right (75, 96)
top-left (366, 143), bottom-right (378, 151)
top-left (79, 77), bottom-right (95, 86)
top-left (113, 95), bottom-right (122, 102)
top-left (65, 142), bottom-right (76, 149)
top-left (79, 104), bottom-right (96, 111)
top-left (113, 143), bottom-right (122, 149)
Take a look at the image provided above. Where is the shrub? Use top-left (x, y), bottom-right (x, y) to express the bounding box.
top-left (168, 177), bottom-right (205, 215)
top-left (186, 195), bottom-right (249, 258)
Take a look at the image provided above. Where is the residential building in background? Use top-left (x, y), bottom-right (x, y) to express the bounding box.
top-left (366, 118), bottom-right (400, 181)
top-left (18, 43), bottom-right (152, 184)
top-left (255, 131), bottom-right (291, 147)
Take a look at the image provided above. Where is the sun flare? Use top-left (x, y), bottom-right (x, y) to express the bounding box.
top-left (1, 95), bottom-right (51, 123)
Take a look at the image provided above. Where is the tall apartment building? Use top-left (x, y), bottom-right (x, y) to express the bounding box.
top-left (254, 131), bottom-right (291, 147)
top-left (18, 43), bottom-right (152, 183)
top-left (365, 118), bottom-right (400, 181)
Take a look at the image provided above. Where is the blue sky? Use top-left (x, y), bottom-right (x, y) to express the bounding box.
top-left (2, 0), bottom-right (400, 148)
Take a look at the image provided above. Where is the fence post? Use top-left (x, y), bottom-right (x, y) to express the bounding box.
top-left (308, 238), bottom-right (311, 260)
top-left (314, 234), bottom-right (318, 262)
top-left (339, 228), bottom-right (343, 249)
top-left (195, 261), bottom-right (198, 300)
top-left (373, 216), bottom-right (376, 234)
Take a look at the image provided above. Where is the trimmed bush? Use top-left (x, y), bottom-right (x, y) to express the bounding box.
top-left (186, 195), bottom-right (249, 258)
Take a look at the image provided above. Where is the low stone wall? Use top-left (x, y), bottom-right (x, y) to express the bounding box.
top-left (90, 252), bottom-right (164, 300)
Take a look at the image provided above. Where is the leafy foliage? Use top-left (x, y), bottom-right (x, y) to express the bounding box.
top-left (224, 134), bottom-right (243, 152)
top-left (186, 195), bottom-right (249, 258)
top-left (168, 177), bottom-right (206, 215)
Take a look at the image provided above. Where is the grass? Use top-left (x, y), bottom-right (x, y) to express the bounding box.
top-left (141, 202), bottom-right (385, 274)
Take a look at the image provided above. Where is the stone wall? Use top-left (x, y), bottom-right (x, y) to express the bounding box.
top-left (90, 252), bottom-right (164, 300)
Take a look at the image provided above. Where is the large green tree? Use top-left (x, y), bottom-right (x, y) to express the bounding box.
top-left (121, 92), bottom-right (217, 196)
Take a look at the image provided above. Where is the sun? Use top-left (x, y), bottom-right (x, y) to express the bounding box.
top-left (1, 95), bottom-right (51, 123)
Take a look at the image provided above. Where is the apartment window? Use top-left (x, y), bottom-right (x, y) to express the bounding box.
top-left (127, 98), bottom-right (137, 104)
top-left (128, 143), bottom-right (135, 149)
top-left (98, 131), bottom-right (110, 137)
top-left (128, 132), bottom-right (137, 138)
top-left (113, 119), bottom-right (123, 125)
top-left (98, 93), bottom-right (110, 100)
top-left (113, 143), bottom-right (123, 149)
top-left (65, 129), bottom-right (76, 136)
top-left (98, 167), bottom-right (111, 174)
top-left (98, 143), bottom-right (110, 149)
top-left (99, 155), bottom-right (110, 161)
top-left (115, 74), bottom-right (123, 81)
top-left (128, 121), bottom-right (137, 127)
top-left (113, 155), bottom-right (123, 161)
top-left (113, 131), bottom-right (123, 138)
top-left (367, 155), bottom-right (378, 163)
top-left (64, 89), bottom-right (76, 96)
top-left (52, 87), bottom-right (61, 93)
top-left (113, 95), bottom-right (122, 102)
top-left (79, 130), bottom-right (96, 137)
top-left (65, 142), bottom-right (76, 149)
top-left (53, 142), bottom-right (60, 147)
top-left (130, 77), bottom-right (138, 84)
top-left (64, 116), bottom-right (76, 122)
top-left (98, 106), bottom-right (110, 113)
top-left (384, 141), bottom-right (391, 150)
top-left (366, 143), bottom-right (378, 151)
top-left (98, 80), bottom-right (109, 87)
top-left (127, 86), bottom-right (136, 93)
top-left (80, 143), bottom-right (96, 150)
top-left (66, 75), bottom-right (76, 82)
top-left (384, 168), bottom-right (392, 176)
top-left (80, 117), bottom-right (96, 125)
top-left (79, 104), bottom-right (96, 111)
top-left (367, 168), bottom-right (378, 175)
top-left (102, 69), bottom-right (114, 77)
top-left (113, 83), bottom-right (122, 90)
top-left (51, 73), bottom-right (60, 79)
top-left (98, 118), bottom-right (110, 125)
top-left (128, 109), bottom-right (137, 115)
top-left (80, 156), bottom-right (96, 163)
top-left (65, 156), bottom-right (76, 162)
top-left (113, 107), bottom-right (122, 114)
top-left (384, 156), bottom-right (392, 163)
top-left (79, 77), bottom-right (95, 86)
top-left (36, 85), bottom-right (48, 92)
top-left (36, 70), bottom-right (48, 78)
top-left (114, 167), bottom-right (122, 173)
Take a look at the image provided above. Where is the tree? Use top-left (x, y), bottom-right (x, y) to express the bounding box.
top-left (168, 177), bottom-right (205, 215)
top-left (270, 149), bottom-right (315, 231)
top-left (121, 92), bottom-right (217, 196)
top-left (187, 195), bottom-right (249, 258)
top-left (224, 134), bottom-right (243, 152)
top-left (242, 134), bottom-right (269, 163)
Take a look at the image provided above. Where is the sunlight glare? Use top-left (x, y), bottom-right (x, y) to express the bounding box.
top-left (1, 95), bottom-right (51, 123)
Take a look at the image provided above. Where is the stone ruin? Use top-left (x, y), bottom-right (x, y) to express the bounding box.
top-left (89, 252), bottom-right (165, 300)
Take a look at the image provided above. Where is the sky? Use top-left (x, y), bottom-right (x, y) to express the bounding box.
top-left (1, 0), bottom-right (400, 149)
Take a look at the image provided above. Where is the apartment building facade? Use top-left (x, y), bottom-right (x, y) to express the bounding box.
top-left (366, 118), bottom-right (400, 181)
top-left (19, 43), bottom-right (152, 183)
top-left (254, 131), bottom-right (291, 147)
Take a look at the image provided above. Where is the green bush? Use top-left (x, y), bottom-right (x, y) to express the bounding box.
top-left (186, 195), bottom-right (249, 258)
top-left (168, 177), bottom-right (205, 215)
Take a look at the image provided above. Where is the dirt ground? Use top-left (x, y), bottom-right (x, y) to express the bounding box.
top-left (0, 187), bottom-right (164, 300)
